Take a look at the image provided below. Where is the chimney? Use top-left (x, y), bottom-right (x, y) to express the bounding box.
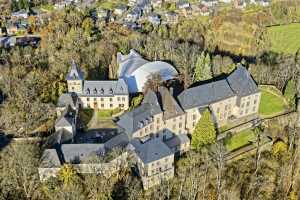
top-left (170, 87), bottom-right (174, 96)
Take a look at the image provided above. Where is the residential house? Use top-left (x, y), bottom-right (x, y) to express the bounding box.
top-left (151, 0), bottom-right (163, 8)
top-left (11, 10), bottom-right (29, 19)
top-left (234, 0), bottom-right (247, 9)
top-left (201, 0), bottom-right (219, 7)
top-left (177, 1), bottom-right (190, 9)
top-left (165, 11), bottom-right (179, 24)
top-left (148, 14), bottom-right (161, 25)
top-left (250, 0), bottom-right (271, 7)
top-left (126, 7), bottom-right (142, 22)
top-left (66, 60), bottom-right (129, 110)
top-left (123, 21), bottom-right (141, 30)
top-left (114, 5), bottom-right (128, 15)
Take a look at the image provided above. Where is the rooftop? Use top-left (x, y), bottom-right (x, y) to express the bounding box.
top-left (130, 137), bottom-right (173, 164)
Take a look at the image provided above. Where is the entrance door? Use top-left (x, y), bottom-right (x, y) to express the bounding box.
top-left (94, 102), bottom-right (98, 110)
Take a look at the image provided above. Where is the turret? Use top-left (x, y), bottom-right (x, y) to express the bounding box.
top-left (66, 60), bottom-right (84, 94)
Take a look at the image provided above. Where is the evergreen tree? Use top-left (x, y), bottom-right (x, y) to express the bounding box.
top-left (194, 52), bottom-right (212, 82)
top-left (192, 109), bottom-right (216, 150)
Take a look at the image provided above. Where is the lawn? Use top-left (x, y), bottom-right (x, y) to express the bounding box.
top-left (96, 108), bottom-right (121, 119)
top-left (225, 129), bottom-right (256, 152)
top-left (259, 87), bottom-right (287, 117)
top-left (267, 23), bottom-right (300, 54)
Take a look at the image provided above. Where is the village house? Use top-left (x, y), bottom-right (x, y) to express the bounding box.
top-left (66, 60), bottom-right (129, 110)
top-left (148, 14), bottom-right (161, 25)
top-left (164, 11), bottom-right (179, 24)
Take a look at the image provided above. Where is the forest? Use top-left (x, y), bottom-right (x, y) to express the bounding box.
top-left (0, 0), bottom-right (300, 199)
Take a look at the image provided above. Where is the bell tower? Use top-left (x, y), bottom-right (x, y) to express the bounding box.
top-left (66, 60), bottom-right (84, 94)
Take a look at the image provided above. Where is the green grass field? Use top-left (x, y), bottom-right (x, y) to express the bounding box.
top-left (259, 87), bottom-right (287, 117)
top-left (268, 23), bottom-right (300, 54)
top-left (225, 130), bottom-right (256, 152)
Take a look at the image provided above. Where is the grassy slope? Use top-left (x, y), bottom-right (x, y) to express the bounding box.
top-left (259, 88), bottom-right (287, 117)
top-left (225, 130), bottom-right (256, 152)
top-left (268, 23), bottom-right (300, 54)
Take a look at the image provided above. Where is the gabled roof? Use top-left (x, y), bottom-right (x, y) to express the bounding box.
top-left (117, 90), bottom-right (162, 135)
top-left (158, 87), bottom-right (185, 120)
top-left (130, 137), bottom-right (173, 164)
top-left (40, 149), bottom-right (61, 168)
top-left (57, 92), bottom-right (78, 108)
top-left (66, 60), bottom-right (84, 80)
top-left (164, 134), bottom-right (190, 151)
top-left (82, 79), bottom-right (128, 96)
top-left (46, 128), bottom-right (73, 147)
top-left (226, 65), bottom-right (259, 97)
top-left (178, 79), bottom-right (235, 110)
top-left (55, 106), bottom-right (76, 128)
top-left (177, 66), bottom-right (259, 110)
top-left (61, 143), bottom-right (105, 163)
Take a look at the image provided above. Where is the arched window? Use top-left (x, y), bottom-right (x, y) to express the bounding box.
top-left (93, 88), bottom-right (97, 94)
top-left (100, 88), bottom-right (104, 94)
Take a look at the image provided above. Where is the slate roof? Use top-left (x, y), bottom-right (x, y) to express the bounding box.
top-left (158, 87), bottom-right (185, 120)
top-left (46, 128), bottom-right (73, 147)
top-left (178, 66), bottom-right (259, 110)
top-left (82, 79), bottom-right (128, 96)
top-left (164, 134), bottom-right (190, 151)
top-left (104, 133), bottom-right (130, 151)
top-left (178, 79), bottom-right (235, 110)
top-left (66, 60), bottom-right (84, 80)
top-left (57, 92), bottom-right (78, 108)
top-left (61, 143), bottom-right (105, 163)
top-left (130, 137), bottom-right (173, 164)
top-left (40, 149), bottom-right (61, 168)
top-left (226, 65), bottom-right (259, 97)
top-left (55, 105), bottom-right (76, 128)
top-left (116, 90), bottom-right (162, 136)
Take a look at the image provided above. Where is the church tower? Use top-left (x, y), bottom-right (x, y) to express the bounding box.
top-left (66, 60), bottom-right (84, 94)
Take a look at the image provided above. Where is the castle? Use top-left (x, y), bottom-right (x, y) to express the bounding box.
top-left (39, 50), bottom-right (261, 190)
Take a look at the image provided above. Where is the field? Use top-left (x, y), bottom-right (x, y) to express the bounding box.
top-left (225, 129), bottom-right (256, 152)
top-left (259, 86), bottom-right (287, 117)
top-left (267, 23), bottom-right (300, 54)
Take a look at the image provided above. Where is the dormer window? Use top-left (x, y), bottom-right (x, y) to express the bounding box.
top-left (86, 88), bottom-right (90, 94)
top-left (109, 88), bottom-right (113, 94)
top-left (93, 88), bottom-right (97, 94)
top-left (139, 121), bottom-right (144, 128)
top-left (120, 86), bottom-right (123, 91)
top-left (100, 88), bottom-right (104, 94)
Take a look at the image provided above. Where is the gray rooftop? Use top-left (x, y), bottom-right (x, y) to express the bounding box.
top-left (57, 92), bottom-right (78, 108)
top-left (61, 143), bottom-right (105, 164)
top-left (117, 91), bottom-right (162, 136)
top-left (178, 79), bottom-right (235, 110)
top-left (158, 87), bottom-right (185, 120)
top-left (66, 60), bottom-right (84, 80)
top-left (226, 65), bottom-right (259, 97)
top-left (55, 106), bottom-right (76, 128)
top-left (130, 137), bottom-right (173, 164)
top-left (178, 66), bottom-right (258, 110)
top-left (164, 134), bottom-right (190, 151)
top-left (82, 79), bottom-right (128, 96)
top-left (46, 128), bottom-right (73, 147)
top-left (40, 149), bottom-right (61, 168)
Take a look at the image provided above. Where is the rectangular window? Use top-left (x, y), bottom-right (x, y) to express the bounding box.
top-left (101, 104), bottom-right (104, 107)
top-left (241, 103), bottom-right (244, 108)
top-left (246, 101), bottom-right (250, 107)
top-left (94, 98), bottom-right (97, 101)
top-left (122, 97), bottom-right (125, 101)
top-left (172, 124), bottom-right (176, 130)
top-left (179, 123), bottom-right (182, 128)
top-left (150, 124), bottom-right (153, 130)
top-left (101, 98), bottom-right (104, 101)
top-left (117, 97), bottom-right (120, 101)
top-left (245, 109), bottom-right (249, 114)
top-left (217, 107), bottom-right (220, 113)
top-left (254, 99), bottom-right (257, 104)
top-left (157, 118), bottom-right (160, 123)
top-left (87, 98), bottom-right (90, 101)
top-left (240, 110), bottom-right (243, 115)
top-left (110, 104), bottom-right (113, 108)
top-left (110, 98), bottom-right (113, 102)
top-left (252, 106), bottom-right (256, 112)
top-left (192, 114), bottom-right (196, 120)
